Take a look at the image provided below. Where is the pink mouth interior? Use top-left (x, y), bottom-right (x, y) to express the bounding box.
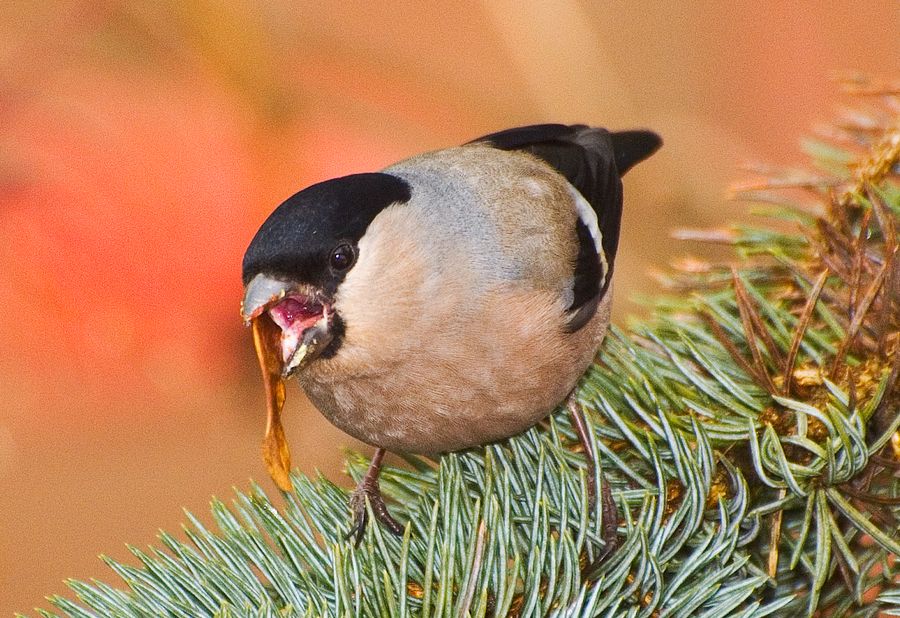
top-left (270, 297), bottom-right (323, 328)
top-left (268, 296), bottom-right (326, 362)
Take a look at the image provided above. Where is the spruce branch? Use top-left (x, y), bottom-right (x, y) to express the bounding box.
top-left (23, 81), bottom-right (900, 617)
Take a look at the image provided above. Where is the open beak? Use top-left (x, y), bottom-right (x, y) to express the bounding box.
top-left (240, 274), bottom-right (335, 492)
top-left (241, 274), bottom-right (336, 376)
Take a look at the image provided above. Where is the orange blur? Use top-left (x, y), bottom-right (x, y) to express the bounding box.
top-left (1, 1), bottom-right (897, 613)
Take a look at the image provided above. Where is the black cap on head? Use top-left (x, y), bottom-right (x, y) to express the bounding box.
top-left (242, 172), bottom-right (412, 294)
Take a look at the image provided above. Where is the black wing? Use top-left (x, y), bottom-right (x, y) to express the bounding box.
top-left (470, 124), bottom-right (661, 330)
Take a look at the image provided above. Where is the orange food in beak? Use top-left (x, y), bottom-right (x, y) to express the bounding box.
top-left (251, 314), bottom-right (293, 492)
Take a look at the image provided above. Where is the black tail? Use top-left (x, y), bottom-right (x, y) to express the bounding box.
top-left (609, 130), bottom-right (663, 175)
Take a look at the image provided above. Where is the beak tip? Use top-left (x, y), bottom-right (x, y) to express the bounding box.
top-left (242, 274), bottom-right (292, 325)
top-left (241, 302), bottom-right (267, 325)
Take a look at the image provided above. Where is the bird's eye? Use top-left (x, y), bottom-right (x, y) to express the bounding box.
top-left (329, 242), bottom-right (356, 272)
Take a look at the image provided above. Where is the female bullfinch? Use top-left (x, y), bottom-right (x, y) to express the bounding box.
top-left (241, 124), bottom-right (661, 545)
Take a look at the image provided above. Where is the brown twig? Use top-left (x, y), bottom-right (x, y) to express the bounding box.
top-left (813, 219), bottom-right (855, 282)
top-left (702, 312), bottom-right (766, 387)
top-left (847, 209), bottom-right (872, 322)
top-left (732, 269), bottom-right (778, 393)
top-left (839, 484), bottom-right (900, 506)
top-left (783, 269), bottom-right (829, 395)
top-left (867, 187), bottom-right (899, 353)
top-left (831, 257), bottom-right (891, 377)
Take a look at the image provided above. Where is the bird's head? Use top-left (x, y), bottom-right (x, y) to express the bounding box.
top-left (240, 172), bottom-right (411, 491)
top-left (241, 172), bottom-right (412, 376)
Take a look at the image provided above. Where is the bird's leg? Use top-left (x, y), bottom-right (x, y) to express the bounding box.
top-left (566, 397), bottom-right (619, 561)
top-left (347, 448), bottom-right (404, 545)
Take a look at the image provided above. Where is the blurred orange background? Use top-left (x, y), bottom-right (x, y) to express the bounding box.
top-left (1, 1), bottom-right (897, 613)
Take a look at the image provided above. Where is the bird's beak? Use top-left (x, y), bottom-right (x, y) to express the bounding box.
top-left (241, 274), bottom-right (335, 377)
top-left (241, 273), bottom-right (292, 323)
top-left (241, 274), bottom-right (335, 492)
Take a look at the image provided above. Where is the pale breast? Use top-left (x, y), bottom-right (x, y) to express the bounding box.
top-left (301, 287), bottom-right (611, 454)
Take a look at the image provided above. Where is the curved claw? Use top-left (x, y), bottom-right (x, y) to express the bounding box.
top-left (346, 495), bottom-right (370, 547)
top-left (345, 449), bottom-right (404, 546)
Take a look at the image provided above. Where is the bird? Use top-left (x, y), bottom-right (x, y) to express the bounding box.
top-left (240, 123), bottom-right (661, 548)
